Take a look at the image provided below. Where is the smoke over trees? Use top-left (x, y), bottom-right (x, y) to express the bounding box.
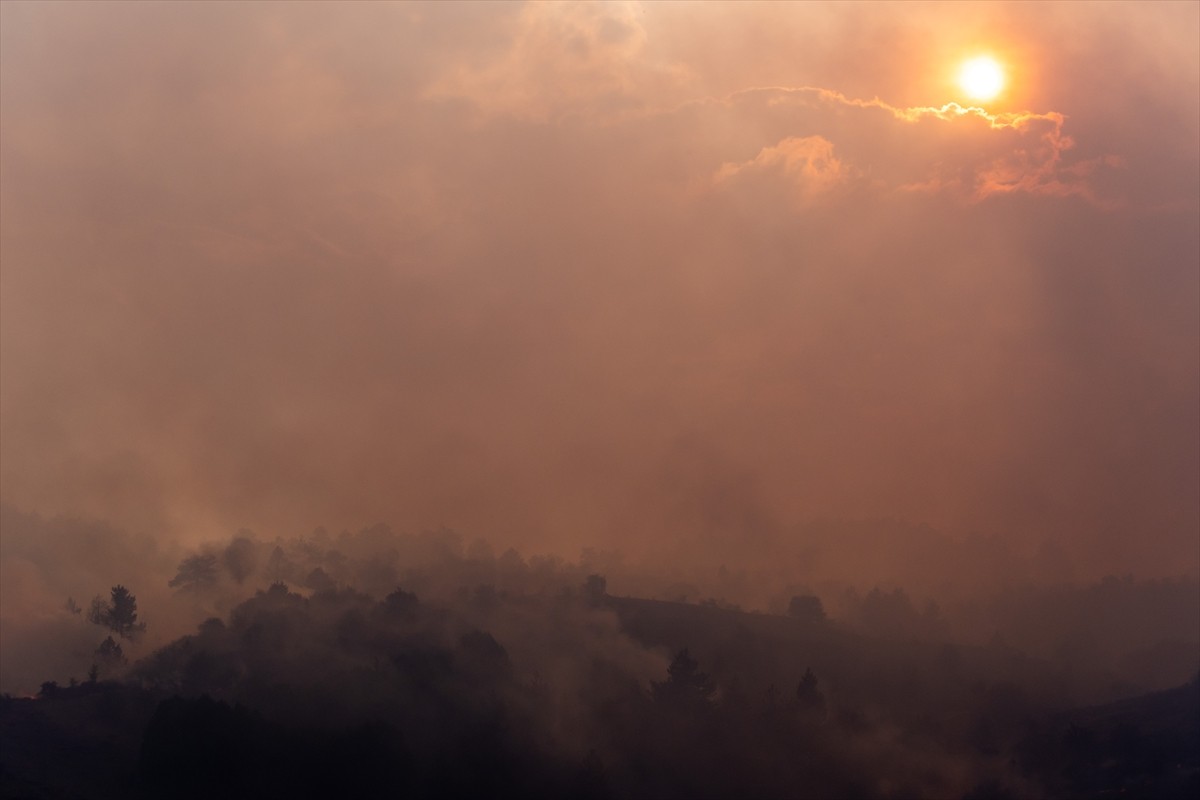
top-left (1, 518), bottom-right (1198, 798)
top-left (87, 585), bottom-right (145, 640)
top-left (0, 1), bottom-right (1197, 798)
top-left (168, 556), bottom-right (219, 593)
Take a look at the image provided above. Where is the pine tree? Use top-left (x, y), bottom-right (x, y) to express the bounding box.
top-left (168, 555), bottom-right (219, 592)
top-left (108, 585), bottom-right (143, 637)
top-left (795, 667), bottom-right (826, 719)
top-left (88, 585), bottom-right (146, 639)
top-left (93, 635), bottom-right (126, 678)
top-left (652, 648), bottom-right (715, 711)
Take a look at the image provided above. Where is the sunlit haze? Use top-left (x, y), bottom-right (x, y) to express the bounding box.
top-left (0, 4), bottom-right (1197, 795)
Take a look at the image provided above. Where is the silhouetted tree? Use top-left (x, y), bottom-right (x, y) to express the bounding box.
top-left (652, 648), bottom-right (715, 711)
top-left (795, 667), bottom-right (826, 719)
top-left (96, 635), bottom-right (124, 662)
top-left (169, 555), bottom-right (219, 592)
top-left (93, 635), bottom-right (126, 678)
top-left (222, 534), bottom-right (258, 584)
top-left (64, 596), bottom-right (81, 615)
top-left (88, 595), bottom-right (107, 625)
top-left (109, 585), bottom-right (144, 638)
top-left (88, 584), bottom-right (146, 639)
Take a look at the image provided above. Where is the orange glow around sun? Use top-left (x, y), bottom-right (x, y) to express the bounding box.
top-left (958, 56), bottom-right (1005, 102)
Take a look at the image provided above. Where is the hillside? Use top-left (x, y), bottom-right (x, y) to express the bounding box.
top-left (4, 584), bottom-right (1196, 799)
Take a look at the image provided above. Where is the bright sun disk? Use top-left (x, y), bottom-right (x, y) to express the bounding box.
top-left (958, 56), bottom-right (1005, 102)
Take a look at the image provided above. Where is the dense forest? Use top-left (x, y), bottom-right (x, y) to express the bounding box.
top-left (2, 508), bottom-right (1197, 799)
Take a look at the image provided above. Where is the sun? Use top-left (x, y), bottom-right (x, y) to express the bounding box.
top-left (958, 56), bottom-right (1005, 102)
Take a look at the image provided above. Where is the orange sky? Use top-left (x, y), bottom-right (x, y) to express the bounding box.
top-left (1, 1), bottom-right (1197, 579)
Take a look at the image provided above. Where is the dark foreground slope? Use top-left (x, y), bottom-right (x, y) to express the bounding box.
top-left (2, 585), bottom-right (1197, 800)
top-left (1012, 678), bottom-right (1200, 799)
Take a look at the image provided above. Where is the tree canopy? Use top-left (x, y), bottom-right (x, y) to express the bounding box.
top-left (88, 584), bottom-right (146, 639)
top-left (651, 648), bottom-right (715, 711)
top-left (169, 555), bottom-right (219, 592)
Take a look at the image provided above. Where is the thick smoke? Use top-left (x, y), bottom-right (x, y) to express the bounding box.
top-left (0, 4), bottom-right (1197, 797)
top-left (2, 2), bottom-right (1196, 578)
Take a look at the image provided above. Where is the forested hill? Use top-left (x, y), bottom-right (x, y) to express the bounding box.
top-left (3, 581), bottom-right (1197, 799)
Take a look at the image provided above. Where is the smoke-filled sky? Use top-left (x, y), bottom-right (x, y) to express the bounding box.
top-left (2, 1), bottom-right (1197, 578)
